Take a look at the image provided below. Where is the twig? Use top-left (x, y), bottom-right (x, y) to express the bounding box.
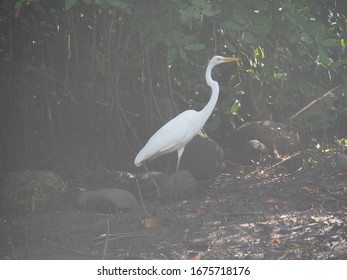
top-left (44, 239), bottom-right (96, 258)
top-left (287, 222), bottom-right (319, 231)
top-left (102, 218), bottom-right (110, 260)
top-left (288, 85), bottom-right (340, 120)
top-left (269, 151), bottom-right (302, 170)
top-left (92, 232), bottom-right (149, 247)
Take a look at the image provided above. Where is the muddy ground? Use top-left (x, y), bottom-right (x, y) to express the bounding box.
top-left (1, 159), bottom-right (347, 260)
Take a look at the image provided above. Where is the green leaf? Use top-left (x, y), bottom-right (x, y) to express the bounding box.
top-left (317, 45), bottom-right (329, 65)
top-left (179, 49), bottom-right (188, 61)
top-left (253, 16), bottom-right (272, 32)
top-left (14, 0), bottom-right (23, 11)
top-left (248, 24), bottom-right (266, 34)
top-left (183, 35), bottom-right (197, 46)
top-left (181, 7), bottom-right (194, 23)
top-left (202, 7), bottom-right (220, 17)
top-left (106, 0), bottom-right (121, 6)
top-left (192, 0), bottom-right (207, 6)
top-left (319, 38), bottom-right (338, 47)
top-left (297, 43), bottom-right (311, 55)
top-left (167, 48), bottom-right (178, 62)
top-left (170, 31), bottom-right (196, 47)
top-left (273, 72), bottom-right (287, 81)
top-left (306, 22), bottom-right (326, 38)
top-left (289, 31), bottom-right (301, 44)
top-left (208, 112), bottom-right (221, 132)
top-left (229, 99), bottom-right (241, 114)
top-left (252, 0), bottom-right (270, 11)
top-left (184, 43), bottom-right (205, 51)
top-left (244, 31), bottom-right (257, 44)
top-left (193, 8), bottom-right (200, 20)
top-left (254, 47), bottom-right (264, 57)
top-left (220, 21), bottom-right (242, 31)
top-left (65, 0), bottom-right (77, 9)
top-left (300, 32), bottom-right (313, 44)
top-left (330, 58), bottom-right (347, 70)
top-left (330, 60), bottom-right (343, 70)
top-left (234, 14), bottom-right (247, 25)
top-left (106, 0), bottom-right (133, 14)
top-left (224, 41), bottom-right (236, 52)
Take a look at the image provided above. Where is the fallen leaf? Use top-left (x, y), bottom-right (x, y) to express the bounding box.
top-left (311, 216), bottom-right (320, 222)
top-left (142, 217), bottom-right (159, 228)
top-left (326, 185), bottom-right (346, 193)
top-left (268, 237), bottom-right (281, 245)
top-left (302, 187), bottom-right (319, 194)
top-left (287, 243), bottom-right (303, 248)
top-left (266, 198), bottom-right (280, 204)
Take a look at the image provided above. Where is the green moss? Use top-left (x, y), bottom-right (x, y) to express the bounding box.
top-left (0, 171), bottom-right (66, 213)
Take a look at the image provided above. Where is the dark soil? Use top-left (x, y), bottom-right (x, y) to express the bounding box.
top-left (1, 161), bottom-right (347, 260)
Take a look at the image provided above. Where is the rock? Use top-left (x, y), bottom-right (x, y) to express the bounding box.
top-left (160, 170), bottom-right (197, 201)
top-left (168, 133), bottom-right (224, 180)
top-left (77, 188), bottom-right (139, 212)
top-left (135, 171), bottom-right (167, 198)
top-left (230, 120), bottom-right (300, 162)
top-left (0, 170), bottom-right (66, 214)
top-left (240, 139), bottom-right (269, 161)
top-left (334, 152), bottom-right (347, 172)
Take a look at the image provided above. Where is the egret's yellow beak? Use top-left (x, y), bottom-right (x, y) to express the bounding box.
top-left (223, 57), bottom-right (241, 62)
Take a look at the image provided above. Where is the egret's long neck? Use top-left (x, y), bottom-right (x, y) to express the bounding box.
top-left (199, 63), bottom-right (219, 124)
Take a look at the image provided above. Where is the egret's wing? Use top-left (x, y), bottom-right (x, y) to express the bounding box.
top-left (134, 110), bottom-right (199, 165)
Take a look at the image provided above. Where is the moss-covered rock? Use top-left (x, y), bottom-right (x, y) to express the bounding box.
top-left (0, 170), bottom-right (66, 214)
top-left (160, 170), bottom-right (197, 201)
top-left (167, 133), bottom-right (225, 180)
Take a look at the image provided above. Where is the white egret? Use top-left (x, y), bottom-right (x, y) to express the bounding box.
top-left (135, 55), bottom-right (240, 201)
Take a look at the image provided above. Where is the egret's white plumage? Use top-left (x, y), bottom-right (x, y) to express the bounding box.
top-left (135, 55), bottom-right (240, 171)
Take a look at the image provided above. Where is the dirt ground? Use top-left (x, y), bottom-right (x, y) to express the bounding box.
top-left (1, 159), bottom-right (347, 260)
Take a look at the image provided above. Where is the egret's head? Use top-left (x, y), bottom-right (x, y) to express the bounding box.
top-left (210, 55), bottom-right (240, 67)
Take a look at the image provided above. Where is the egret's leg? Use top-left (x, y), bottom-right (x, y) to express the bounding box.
top-left (174, 147), bottom-right (185, 205)
top-left (176, 147), bottom-right (185, 175)
top-left (175, 155), bottom-right (182, 176)
top-left (143, 161), bottom-right (161, 205)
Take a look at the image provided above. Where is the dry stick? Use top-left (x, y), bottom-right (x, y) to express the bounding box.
top-left (44, 239), bottom-right (96, 258)
top-left (92, 232), bottom-right (149, 247)
top-left (249, 151), bottom-right (303, 177)
top-left (102, 218), bottom-right (110, 260)
top-left (288, 85), bottom-right (340, 121)
top-left (266, 151), bottom-right (303, 171)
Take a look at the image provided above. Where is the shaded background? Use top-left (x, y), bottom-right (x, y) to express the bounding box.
top-left (1, 0), bottom-right (347, 176)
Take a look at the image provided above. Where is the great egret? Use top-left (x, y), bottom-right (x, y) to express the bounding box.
top-left (135, 55), bottom-right (240, 200)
